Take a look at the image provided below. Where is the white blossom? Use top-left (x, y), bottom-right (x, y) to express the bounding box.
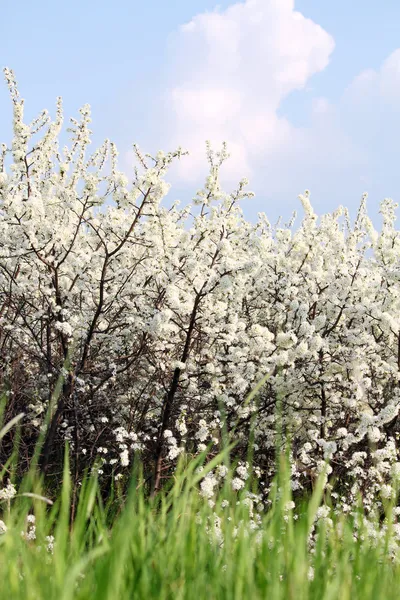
top-left (232, 477), bottom-right (245, 491)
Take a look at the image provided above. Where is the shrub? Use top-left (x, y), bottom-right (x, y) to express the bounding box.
top-left (2, 68), bottom-right (400, 513)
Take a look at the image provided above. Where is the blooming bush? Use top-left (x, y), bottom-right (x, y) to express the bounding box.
top-left (2, 68), bottom-right (400, 512)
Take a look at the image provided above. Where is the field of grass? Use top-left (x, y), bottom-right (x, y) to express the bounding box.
top-left (0, 446), bottom-right (399, 600)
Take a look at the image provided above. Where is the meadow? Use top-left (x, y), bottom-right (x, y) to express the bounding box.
top-left (2, 439), bottom-right (400, 600)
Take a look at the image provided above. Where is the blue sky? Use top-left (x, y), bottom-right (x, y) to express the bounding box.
top-left (1, 0), bottom-right (400, 225)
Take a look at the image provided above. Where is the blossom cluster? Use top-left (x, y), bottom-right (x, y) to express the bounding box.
top-left (2, 69), bottom-right (400, 513)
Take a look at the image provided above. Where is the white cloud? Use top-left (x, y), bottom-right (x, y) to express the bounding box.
top-left (162, 0), bottom-right (335, 191)
top-left (332, 48), bottom-right (400, 219)
top-left (126, 2), bottom-right (400, 222)
top-left (343, 49), bottom-right (400, 112)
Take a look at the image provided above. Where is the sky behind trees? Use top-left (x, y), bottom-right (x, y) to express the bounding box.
top-left (1, 0), bottom-right (399, 225)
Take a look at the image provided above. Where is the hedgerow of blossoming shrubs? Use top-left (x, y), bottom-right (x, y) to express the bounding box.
top-left (2, 68), bottom-right (400, 515)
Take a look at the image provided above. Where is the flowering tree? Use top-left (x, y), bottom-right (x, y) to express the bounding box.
top-left (2, 68), bottom-right (400, 512)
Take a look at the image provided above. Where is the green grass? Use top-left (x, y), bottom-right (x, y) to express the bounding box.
top-left (0, 449), bottom-right (398, 600)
